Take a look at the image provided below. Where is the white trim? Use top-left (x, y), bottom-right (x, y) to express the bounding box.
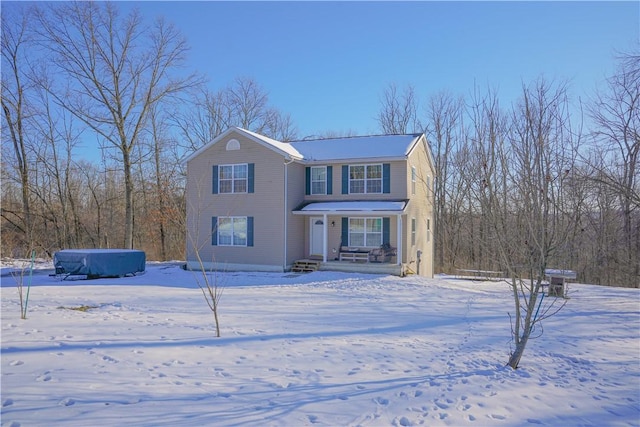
top-left (217, 216), bottom-right (248, 247)
top-left (310, 165), bottom-right (328, 195)
top-left (348, 217), bottom-right (383, 248)
top-left (226, 139), bottom-right (240, 150)
top-left (309, 217), bottom-right (325, 257)
top-left (218, 163), bottom-right (248, 194)
top-left (348, 164), bottom-right (383, 194)
top-left (323, 213), bottom-right (328, 262)
top-left (293, 200), bottom-right (407, 216)
top-left (397, 214), bottom-right (403, 266)
top-left (183, 127), bottom-right (303, 164)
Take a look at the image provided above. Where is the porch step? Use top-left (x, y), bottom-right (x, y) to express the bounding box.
top-left (291, 259), bottom-right (321, 273)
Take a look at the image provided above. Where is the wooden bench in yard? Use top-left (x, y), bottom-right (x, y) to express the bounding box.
top-left (456, 269), bottom-right (504, 281)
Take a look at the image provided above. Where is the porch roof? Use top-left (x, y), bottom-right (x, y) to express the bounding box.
top-left (293, 200), bottom-right (408, 216)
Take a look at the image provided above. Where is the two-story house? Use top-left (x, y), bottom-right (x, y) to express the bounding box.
top-left (184, 127), bottom-right (435, 276)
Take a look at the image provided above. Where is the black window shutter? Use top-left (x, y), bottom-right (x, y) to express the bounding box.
top-left (212, 165), bottom-right (219, 194)
top-left (247, 217), bottom-right (254, 247)
top-left (341, 217), bottom-right (349, 246)
top-left (305, 167), bottom-right (311, 195)
top-left (383, 217), bottom-right (390, 245)
top-left (342, 165), bottom-right (349, 194)
top-left (248, 163), bottom-right (255, 193)
top-left (383, 163), bottom-right (391, 193)
top-left (327, 166), bottom-right (333, 195)
top-left (211, 217), bottom-right (218, 245)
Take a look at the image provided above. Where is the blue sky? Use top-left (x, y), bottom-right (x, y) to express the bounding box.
top-left (128, 1), bottom-right (637, 137)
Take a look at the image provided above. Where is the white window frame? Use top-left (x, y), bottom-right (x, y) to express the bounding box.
top-left (217, 216), bottom-right (248, 246)
top-left (411, 166), bottom-right (416, 195)
top-left (310, 166), bottom-right (327, 195)
top-left (349, 217), bottom-right (383, 248)
top-left (349, 164), bottom-right (382, 194)
top-left (411, 217), bottom-right (416, 246)
top-left (219, 163), bottom-right (248, 194)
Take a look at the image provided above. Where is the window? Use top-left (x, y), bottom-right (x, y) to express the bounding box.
top-left (427, 218), bottom-right (431, 243)
top-left (217, 217), bottom-right (247, 246)
top-left (349, 164), bottom-right (382, 194)
top-left (411, 167), bottom-right (416, 195)
top-left (349, 218), bottom-right (382, 247)
top-left (411, 218), bottom-right (416, 246)
top-left (311, 166), bottom-right (327, 195)
top-left (219, 164), bottom-right (247, 193)
top-left (225, 139), bottom-right (240, 151)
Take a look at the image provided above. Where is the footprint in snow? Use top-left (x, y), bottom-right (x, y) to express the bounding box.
top-left (375, 397), bottom-right (389, 405)
top-left (36, 372), bottom-right (52, 382)
top-left (395, 416), bottom-right (412, 426)
top-left (59, 398), bottom-right (75, 406)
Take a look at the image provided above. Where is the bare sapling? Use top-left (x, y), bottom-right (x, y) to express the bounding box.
top-left (189, 244), bottom-right (223, 338)
top-left (11, 250), bottom-right (35, 319)
top-left (184, 177), bottom-right (225, 337)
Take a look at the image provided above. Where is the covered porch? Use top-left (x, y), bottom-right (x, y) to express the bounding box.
top-left (292, 200), bottom-right (408, 275)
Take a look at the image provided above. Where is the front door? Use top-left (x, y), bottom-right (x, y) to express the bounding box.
top-left (310, 217), bottom-right (324, 257)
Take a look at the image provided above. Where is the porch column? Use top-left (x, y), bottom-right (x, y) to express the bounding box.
top-left (396, 214), bottom-right (402, 265)
top-left (323, 213), bottom-right (328, 262)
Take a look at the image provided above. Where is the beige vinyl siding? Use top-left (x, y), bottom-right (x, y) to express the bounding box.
top-left (404, 135), bottom-right (435, 276)
top-left (303, 160), bottom-right (408, 202)
top-left (285, 162), bottom-right (306, 267)
top-left (186, 131), bottom-right (286, 268)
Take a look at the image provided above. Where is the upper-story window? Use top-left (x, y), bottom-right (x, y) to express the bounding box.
top-left (349, 164), bottom-right (382, 194)
top-left (411, 166), bottom-right (417, 195)
top-left (213, 163), bottom-right (254, 194)
top-left (311, 166), bottom-right (327, 195)
top-left (305, 166), bottom-right (332, 195)
top-left (218, 163), bottom-right (247, 193)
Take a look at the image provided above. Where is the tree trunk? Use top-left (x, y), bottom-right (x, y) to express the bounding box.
top-left (123, 147), bottom-right (134, 249)
top-left (508, 329), bottom-right (531, 369)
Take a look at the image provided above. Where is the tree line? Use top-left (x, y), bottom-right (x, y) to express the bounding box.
top-left (2, 2), bottom-right (638, 287)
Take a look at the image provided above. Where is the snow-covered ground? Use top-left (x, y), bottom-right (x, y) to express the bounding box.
top-left (1, 260), bottom-right (639, 426)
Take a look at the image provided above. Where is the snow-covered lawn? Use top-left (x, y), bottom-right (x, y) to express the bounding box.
top-left (1, 262), bottom-right (639, 426)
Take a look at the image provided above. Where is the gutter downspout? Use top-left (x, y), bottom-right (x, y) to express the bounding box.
top-left (283, 157), bottom-right (295, 271)
top-left (397, 214), bottom-right (403, 267)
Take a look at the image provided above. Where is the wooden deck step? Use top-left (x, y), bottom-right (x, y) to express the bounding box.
top-left (291, 259), bottom-right (321, 273)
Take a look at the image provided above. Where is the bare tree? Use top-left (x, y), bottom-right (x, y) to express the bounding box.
top-left (587, 51), bottom-right (640, 286)
top-left (424, 91), bottom-right (465, 272)
top-left (377, 83), bottom-right (420, 134)
top-left (1, 5), bottom-right (34, 252)
top-left (174, 77), bottom-right (297, 153)
top-left (470, 79), bottom-right (578, 368)
top-left (33, 1), bottom-right (200, 249)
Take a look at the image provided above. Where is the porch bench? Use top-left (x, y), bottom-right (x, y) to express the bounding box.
top-left (339, 247), bottom-right (370, 263)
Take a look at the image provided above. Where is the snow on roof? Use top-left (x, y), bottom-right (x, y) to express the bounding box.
top-left (184, 128), bottom-right (424, 164)
top-left (295, 200), bottom-right (407, 214)
top-left (289, 134), bottom-right (422, 162)
top-left (239, 128), bottom-right (304, 159)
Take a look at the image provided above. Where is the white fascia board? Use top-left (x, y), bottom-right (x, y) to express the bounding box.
top-left (301, 156), bottom-right (407, 165)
